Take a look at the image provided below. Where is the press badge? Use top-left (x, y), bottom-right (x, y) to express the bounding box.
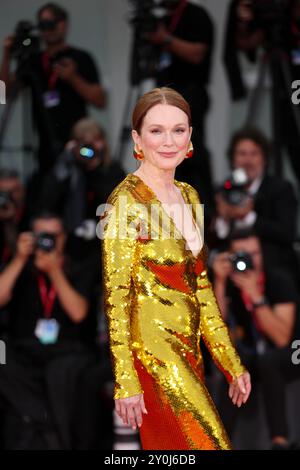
top-left (157, 52), bottom-right (172, 71)
top-left (35, 318), bottom-right (60, 345)
top-left (292, 48), bottom-right (300, 65)
top-left (43, 90), bottom-right (60, 108)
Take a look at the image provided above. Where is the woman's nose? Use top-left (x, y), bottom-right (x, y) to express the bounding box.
top-left (163, 132), bottom-right (174, 146)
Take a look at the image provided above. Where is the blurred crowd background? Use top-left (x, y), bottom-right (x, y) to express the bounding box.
top-left (0, 0), bottom-right (300, 450)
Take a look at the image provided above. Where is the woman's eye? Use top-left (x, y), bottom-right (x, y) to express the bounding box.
top-left (175, 128), bottom-right (185, 133)
top-left (151, 129), bottom-right (161, 134)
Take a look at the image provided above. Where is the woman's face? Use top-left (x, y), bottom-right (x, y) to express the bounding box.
top-left (132, 104), bottom-right (192, 171)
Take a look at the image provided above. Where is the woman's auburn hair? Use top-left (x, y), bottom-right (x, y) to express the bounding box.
top-left (132, 87), bottom-right (192, 134)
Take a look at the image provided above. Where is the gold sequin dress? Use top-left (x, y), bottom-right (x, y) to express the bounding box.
top-left (101, 173), bottom-right (246, 450)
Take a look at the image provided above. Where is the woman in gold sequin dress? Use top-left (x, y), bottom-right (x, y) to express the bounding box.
top-left (100, 87), bottom-right (251, 450)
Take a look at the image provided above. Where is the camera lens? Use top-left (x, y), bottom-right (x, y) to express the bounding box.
top-left (36, 233), bottom-right (56, 252)
top-left (235, 260), bottom-right (247, 272)
top-left (79, 145), bottom-right (95, 159)
top-left (231, 251), bottom-right (254, 272)
top-left (220, 168), bottom-right (249, 206)
top-left (0, 191), bottom-right (12, 209)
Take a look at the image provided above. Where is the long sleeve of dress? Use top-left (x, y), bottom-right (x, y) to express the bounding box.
top-left (100, 190), bottom-right (143, 399)
top-left (196, 260), bottom-right (246, 383)
top-left (187, 184), bottom-right (246, 383)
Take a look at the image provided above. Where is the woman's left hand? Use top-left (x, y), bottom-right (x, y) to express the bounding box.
top-left (229, 371), bottom-right (251, 407)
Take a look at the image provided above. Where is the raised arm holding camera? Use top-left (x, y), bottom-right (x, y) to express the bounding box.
top-left (211, 127), bottom-right (299, 283)
top-left (213, 234), bottom-right (296, 348)
top-left (224, 1), bottom-right (300, 183)
top-left (0, 211), bottom-right (99, 449)
top-left (211, 229), bottom-right (300, 450)
top-left (0, 215), bottom-right (88, 324)
top-left (35, 117), bottom-right (125, 265)
top-left (0, 2), bottom-right (106, 177)
top-left (0, 169), bottom-right (30, 268)
top-left (144, 0), bottom-right (215, 217)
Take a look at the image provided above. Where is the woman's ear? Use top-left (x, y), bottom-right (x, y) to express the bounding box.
top-left (132, 129), bottom-right (140, 147)
top-left (189, 126), bottom-right (193, 140)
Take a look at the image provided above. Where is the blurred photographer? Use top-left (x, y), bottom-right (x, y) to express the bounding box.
top-left (211, 126), bottom-right (298, 282)
top-left (0, 211), bottom-right (97, 449)
top-left (35, 118), bottom-right (125, 346)
top-left (0, 169), bottom-right (29, 268)
top-left (0, 169), bottom-right (30, 337)
top-left (37, 117), bottom-right (125, 262)
top-left (224, 0), bottom-right (265, 100)
top-left (224, 0), bottom-right (300, 183)
top-left (0, 2), bottom-right (106, 176)
top-left (212, 229), bottom-right (300, 449)
top-left (145, 0), bottom-right (215, 216)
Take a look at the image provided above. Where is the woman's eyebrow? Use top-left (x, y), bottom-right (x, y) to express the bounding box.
top-left (147, 123), bottom-right (188, 127)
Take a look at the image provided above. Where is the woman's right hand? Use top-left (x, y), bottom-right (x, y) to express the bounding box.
top-left (229, 371), bottom-right (251, 407)
top-left (115, 393), bottom-right (148, 431)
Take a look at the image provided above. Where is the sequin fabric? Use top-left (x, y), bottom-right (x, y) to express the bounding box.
top-left (101, 173), bottom-right (246, 450)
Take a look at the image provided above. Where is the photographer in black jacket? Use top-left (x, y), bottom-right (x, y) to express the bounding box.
top-left (223, 0), bottom-right (300, 183)
top-left (0, 211), bottom-right (97, 449)
top-left (0, 2), bottom-right (105, 176)
top-left (0, 169), bottom-right (30, 268)
top-left (0, 169), bottom-right (31, 337)
top-left (36, 117), bottom-right (125, 263)
top-left (212, 229), bottom-right (300, 449)
top-left (210, 126), bottom-right (299, 283)
top-left (146, 0), bottom-right (215, 219)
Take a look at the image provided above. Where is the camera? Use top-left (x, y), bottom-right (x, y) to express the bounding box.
top-left (249, 0), bottom-right (290, 47)
top-left (230, 251), bottom-right (254, 272)
top-left (10, 17), bottom-right (60, 63)
top-left (128, 0), bottom-right (179, 33)
top-left (0, 191), bottom-right (13, 209)
top-left (79, 144), bottom-right (96, 159)
top-left (10, 21), bottom-right (40, 62)
top-left (219, 168), bottom-right (250, 206)
top-left (77, 143), bottom-right (104, 165)
top-left (35, 232), bottom-right (56, 252)
top-left (251, 0), bottom-right (289, 24)
top-left (127, 0), bottom-right (179, 84)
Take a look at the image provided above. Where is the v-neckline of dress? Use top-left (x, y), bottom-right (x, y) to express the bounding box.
top-left (128, 172), bottom-right (203, 260)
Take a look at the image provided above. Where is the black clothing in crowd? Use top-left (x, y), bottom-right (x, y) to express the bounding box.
top-left (223, 0), bottom-right (258, 100)
top-left (23, 46), bottom-right (101, 174)
top-left (0, 255), bottom-right (110, 449)
top-left (37, 155), bottom-right (125, 264)
top-left (158, 2), bottom-right (214, 95)
top-left (218, 268), bottom-right (300, 440)
top-left (223, 0), bottom-right (300, 184)
top-left (6, 256), bottom-right (94, 342)
top-left (251, 174), bottom-right (298, 280)
top-left (156, 1), bottom-right (215, 219)
top-left (212, 173), bottom-right (299, 283)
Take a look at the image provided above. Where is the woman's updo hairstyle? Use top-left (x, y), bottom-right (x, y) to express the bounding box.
top-left (132, 87), bottom-right (192, 134)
